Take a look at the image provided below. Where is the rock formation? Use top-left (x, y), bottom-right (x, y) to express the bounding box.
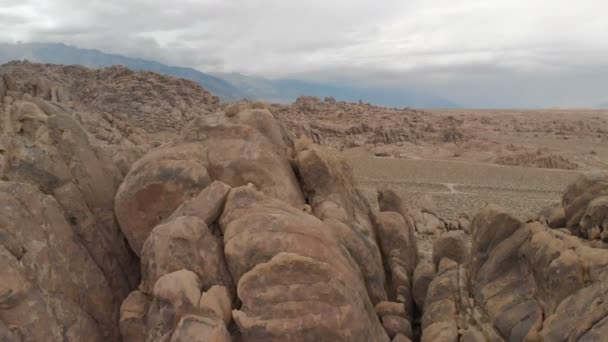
top-left (3, 62), bottom-right (608, 342)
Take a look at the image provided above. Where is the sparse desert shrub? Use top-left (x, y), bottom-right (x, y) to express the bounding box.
top-left (480, 116), bottom-right (492, 124)
top-left (441, 126), bottom-right (464, 144)
top-left (423, 123), bottom-right (436, 133)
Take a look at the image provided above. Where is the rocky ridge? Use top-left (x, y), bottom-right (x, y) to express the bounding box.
top-left (1, 63), bottom-right (608, 341)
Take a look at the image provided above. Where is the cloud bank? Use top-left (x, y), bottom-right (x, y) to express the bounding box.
top-left (1, 0), bottom-right (607, 107)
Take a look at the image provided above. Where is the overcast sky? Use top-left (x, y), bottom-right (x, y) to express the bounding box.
top-left (1, 0), bottom-right (607, 107)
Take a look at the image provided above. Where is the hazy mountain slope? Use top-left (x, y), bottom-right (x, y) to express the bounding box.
top-left (0, 42), bottom-right (459, 108)
top-left (215, 72), bottom-right (460, 108)
top-left (0, 42), bottom-right (244, 100)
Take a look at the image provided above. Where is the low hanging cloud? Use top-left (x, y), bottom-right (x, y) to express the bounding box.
top-left (1, 0), bottom-right (607, 107)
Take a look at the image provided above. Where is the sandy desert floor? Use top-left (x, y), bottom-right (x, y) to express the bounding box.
top-left (348, 152), bottom-right (580, 220)
top-left (337, 108), bottom-right (607, 220)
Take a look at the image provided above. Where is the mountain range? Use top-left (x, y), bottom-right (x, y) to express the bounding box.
top-left (0, 42), bottom-right (459, 108)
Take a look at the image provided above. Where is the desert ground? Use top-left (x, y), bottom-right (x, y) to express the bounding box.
top-left (308, 107), bottom-right (608, 221)
top-left (348, 152), bottom-right (580, 220)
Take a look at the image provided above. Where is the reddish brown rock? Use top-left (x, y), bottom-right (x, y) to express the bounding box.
top-left (220, 186), bottom-right (389, 341)
top-left (199, 285), bottom-right (233, 326)
top-left (295, 145), bottom-right (388, 304)
top-left (170, 315), bottom-right (231, 342)
top-left (1, 98), bottom-right (138, 299)
top-left (563, 171), bottom-right (608, 233)
top-left (168, 180), bottom-right (232, 225)
top-left (0, 181), bottom-right (120, 341)
top-left (412, 261), bottom-right (435, 310)
top-left (432, 231), bottom-right (469, 269)
top-left (375, 211), bottom-right (418, 316)
top-left (114, 144), bottom-right (212, 255)
top-left (140, 215), bottom-right (234, 294)
top-left (119, 291), bottom-right (150, 342)
top-left (179, 116), bottom-right (305, 207)
top-left (145, 270), bottom-right (203, 341)
top-left (382, 315), bottom-right (413, 339)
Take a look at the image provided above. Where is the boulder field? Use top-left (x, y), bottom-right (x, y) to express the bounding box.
top-left (1, 63), bottom-right (608, 341)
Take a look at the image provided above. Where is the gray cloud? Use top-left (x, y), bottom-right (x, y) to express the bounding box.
top-left (1, 0), bottom-right (607, 107)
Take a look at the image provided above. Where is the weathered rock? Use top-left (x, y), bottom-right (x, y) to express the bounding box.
top-left (1, 99), bottom-right (138, 300)
top-left (375, 301), bottom-right (407, 317)
top-left (541, 270), bottom-right (608, 341)
top-left (412, 261), bottom-right (435, 310)
top-left (146, 270), bottom-right (203, 341)
top-left (324, 218), bottom-right (388, 306)
top-left (168, 180), bottom-right (232, 226)
top-left (199, 285), bottom-right (233, 326)
top-left (464, 201), bottom-right (608, 341)
top-left (563, 171), bottom-right (608, 233)
top-left (382, 315), bottom-right (413, 339)
top-left (220, 186), bottom-right (389, 341)
top-left (432, 231), bottom-right (469, 269)
top-left (469, 204), bottom-right (523, 279)
top-left (180, 116), bottom-right (305, 207)
top-left (375, 211), bottom-right (418, 316)
top-left (378, 188), bottom-right (444, 235)
top-left (457, 215), bottom-right (471, 234)
top-left (119, 290), bottom-right (150, 342)
top-left (377, 188), bottom-right (412, 224)
top-left (296, 145), bottom-right (388, 304)
top-left (225, 107), bottom-right (292, 153)
top-left (114, 144), bottom-right (213, 255)
top-left (537, 204), bottom-right (567, 228)
top-left (580, 196), bottom-right (608, 240)
top-left (140, 215), bottom-right (234, 294)
top-left (392, 333), bottom-right (413, 342)
top-left (0, 181), bottom-right (120, 341)
top-left (170, 315), bottom-right (231, 342)
top-left (421, 321), bottom-right (458, 342)
top-left (296, 145), bottom-right (376, 239)
top-left (233, 253), bottom-right (388, 342)
top-left (420, 259), bottom-right (460, 342)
